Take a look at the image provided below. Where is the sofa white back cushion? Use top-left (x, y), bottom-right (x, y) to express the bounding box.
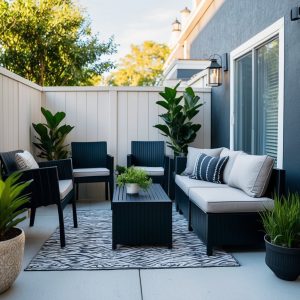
top-left (220, 148), bottom-right (243, 184)
top-left (184, 147), bottom-right (223, 175)
top-left (228, 153), bottom-right (274, 197)
top-left (15, 151), bottom-right (39, 170)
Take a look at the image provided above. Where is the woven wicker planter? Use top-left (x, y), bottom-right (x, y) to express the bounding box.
top-left (0, 229), bottom-right (25, 294)
top-left (265, 235), bottom-right (300, 281)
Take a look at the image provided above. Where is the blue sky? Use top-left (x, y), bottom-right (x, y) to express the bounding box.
top-left (77, 0), bottom-right (191, 62)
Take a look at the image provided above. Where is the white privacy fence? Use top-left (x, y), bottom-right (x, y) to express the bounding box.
top-left (0, 67), bottom-right (211, 199)
top-left (42, 86), bottom-right (212, 166)
top-left (0, 67), bottom-right (42, 153)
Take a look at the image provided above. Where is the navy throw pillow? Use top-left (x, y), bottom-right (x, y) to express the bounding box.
top-left (191, 153), bottom-right (229, 184)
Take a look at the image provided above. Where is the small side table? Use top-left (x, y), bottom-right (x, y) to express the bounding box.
top-left (112, 184), bottom-right (172, 249)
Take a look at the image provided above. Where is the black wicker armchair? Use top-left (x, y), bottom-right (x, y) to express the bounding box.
top-left (71, 142), bottom-right (114, 201)
top-left (127, 141), bottom-right (169, 193)
top-left (0, 150), bottom-right (78, 248)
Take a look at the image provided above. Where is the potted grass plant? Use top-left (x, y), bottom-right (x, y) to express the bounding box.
top-left (117, 167), bottom-right (152, 194)
top-left (260, 193), bottom-right (300, 281)
top-left (0, 173), bottom-right (31, 294)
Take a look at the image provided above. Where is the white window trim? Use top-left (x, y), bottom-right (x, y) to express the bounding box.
top-left (229, 17), bottom-right (284, 168)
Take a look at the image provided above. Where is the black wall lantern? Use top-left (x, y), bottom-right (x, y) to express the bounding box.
top-left (207, 54), bottom-right (222, 87)
top-left (291, 6), bottom-right (300, 21)
top-left (206, 53), bottom-right (228, 87)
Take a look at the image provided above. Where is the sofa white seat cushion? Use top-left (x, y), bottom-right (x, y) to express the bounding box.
top-left (189, 187), bottom-right (274, 213)
top-left (184, 147), bottom-right (223, 175)
top-left (59, 180), bottom-right (73, 200)
top-left (73, 168), bottom-right (110, 177)
top-left (175, 175), bottom-right (227, 196)
top-left (135, 166), bottom-right (164, 176)
top-left (15, 151), bottom-right (39, 170)
top-left (228, 153), bottom-right (274, 197)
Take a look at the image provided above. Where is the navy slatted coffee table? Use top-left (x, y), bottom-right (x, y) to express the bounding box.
top-left (112, 184), bottom-right (172, 249)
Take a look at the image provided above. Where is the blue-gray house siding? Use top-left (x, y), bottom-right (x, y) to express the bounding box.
top-left (190, 0), bottom-right (300, 192)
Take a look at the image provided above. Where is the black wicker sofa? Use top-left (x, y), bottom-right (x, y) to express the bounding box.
top-left (174, 152), bottom-right (285, 256)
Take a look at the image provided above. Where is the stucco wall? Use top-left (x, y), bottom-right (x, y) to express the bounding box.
top-left (190, 0), bottom-right (300, 191)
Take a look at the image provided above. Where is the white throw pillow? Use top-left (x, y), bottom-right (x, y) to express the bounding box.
top-left (15, 151), bottom-right (39, 170)
top-left (220, 148), bottom-right (243, 184)
top-left (183, 147), bottom-right (223, 175)
top-left (228, 153), bottom-right (274, 197)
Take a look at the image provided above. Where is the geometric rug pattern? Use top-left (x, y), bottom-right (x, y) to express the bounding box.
top-left (25, 209), bottom-right (239, 271)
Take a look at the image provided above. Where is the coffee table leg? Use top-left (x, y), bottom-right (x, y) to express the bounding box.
top-left (112, 243), bottom-right (116, 250)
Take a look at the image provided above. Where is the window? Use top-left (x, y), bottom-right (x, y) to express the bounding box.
top-left (230, 18), bottom-right (284, 168)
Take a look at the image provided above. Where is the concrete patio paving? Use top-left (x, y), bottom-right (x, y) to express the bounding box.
top-left (2, 200), bottom-right (300, 300)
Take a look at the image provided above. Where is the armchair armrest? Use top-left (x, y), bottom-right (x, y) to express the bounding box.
top-left (38, 159), bottom-right (73, 180)
top-left (106, 154), bottom-right (114, 176)
top-left (127, 154), bottom-right (133, 167)
top-left (175, 156), bottom-right (187, 175)
top-left (20, 167), bottom-right (61, 206)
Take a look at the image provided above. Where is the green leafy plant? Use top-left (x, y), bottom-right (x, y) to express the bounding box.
top-left (116, 165), bottom-right (127, 176)
top-left (0, 173), bottom-right (31, 241)
top-left (260, 193), bottom-right (300, 248)
top-left (32, 107), bottom-right (74, 161)
top-left (154, 83), bottom-right (203, 155)
top-left (117, 167), bottom-right (152, 189)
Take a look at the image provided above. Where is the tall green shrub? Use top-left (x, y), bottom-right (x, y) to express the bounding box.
top-left (32, 107), bottom-right (74, 160)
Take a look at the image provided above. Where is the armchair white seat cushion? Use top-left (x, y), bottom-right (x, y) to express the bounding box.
top-left (59, 180), bottom-right (73, 200)
top-left (135, 166), bottom-right (164, 176)
top-left (189, 186), bottom-right (274, 213)
top-left (175, 174), bottom-right (226, 196)
top-left (73, 168), bottom-right (110, 177)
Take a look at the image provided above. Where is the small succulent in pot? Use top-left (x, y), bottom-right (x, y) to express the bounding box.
top-left (117, 167), bottom-right (152, 194)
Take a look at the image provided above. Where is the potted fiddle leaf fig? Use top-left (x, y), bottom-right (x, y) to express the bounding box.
top-left (154, 83), bottom-right (203, 156)
top-left (117, 167), bottom-right (152, 194)
top-left (0, 173), bottom-right (31, 294)
top-left (32, 107), bottom-right (74, 161)
top-left (260, 193), bottom-right (300, 281)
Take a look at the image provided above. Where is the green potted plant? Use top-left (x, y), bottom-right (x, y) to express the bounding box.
top-left (32, 107), bottom-right (74, 160)
top-left (117, 167), bottom-right (152, 194)
top-left (260, 193), bottom-right (300, 281)
top-left (0, 173), bottom-right (31, 294)
top-left (154, 83), bottom-right (203, 156)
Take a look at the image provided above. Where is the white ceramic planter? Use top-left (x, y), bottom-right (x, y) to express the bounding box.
top-left (126, 183), bottom-right (140, 194)
top-left (0, 229), bottom-right (25, 294)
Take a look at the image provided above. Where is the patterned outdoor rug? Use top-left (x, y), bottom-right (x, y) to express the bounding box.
top-left (25, 209), bottom-right (239, 271)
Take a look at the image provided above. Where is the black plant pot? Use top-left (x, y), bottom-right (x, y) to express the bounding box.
top-left (264, 235), bottom-right (300, 281)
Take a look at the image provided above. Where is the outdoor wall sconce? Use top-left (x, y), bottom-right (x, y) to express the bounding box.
top-left (206, 53), bottom-right (228, 87)
top-left (291, 6), bottom-right (300, 21)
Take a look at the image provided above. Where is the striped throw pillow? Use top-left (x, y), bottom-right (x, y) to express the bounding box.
top-left (191, 153), bottom-right (229, 184)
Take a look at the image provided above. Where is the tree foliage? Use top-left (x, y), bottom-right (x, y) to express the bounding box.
top-left (108, 41), bottom-right (170, 86)
top-left (0, 0), bottom-right (117, 86)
